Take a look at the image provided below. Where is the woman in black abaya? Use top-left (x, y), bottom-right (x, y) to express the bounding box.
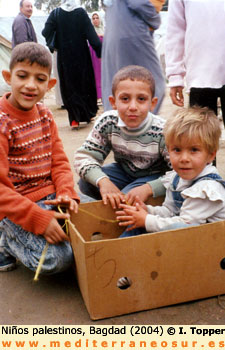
top-left (42, 0), bottom-right (102, 129)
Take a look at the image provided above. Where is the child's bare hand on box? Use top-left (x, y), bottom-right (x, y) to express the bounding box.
top-left (98, 177), bottom-right (125, 209)
top-left (125, 184), bottom-right (153, 205)
top-left (116, 197), bottom-right (148, 231)
top-left (131, 196), bottom-right (148, 211)
top-left (45, 195), bottom-right (79, 213)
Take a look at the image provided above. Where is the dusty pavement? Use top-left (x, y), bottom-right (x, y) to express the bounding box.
top-left (1, 89), bottom-right (225, 325)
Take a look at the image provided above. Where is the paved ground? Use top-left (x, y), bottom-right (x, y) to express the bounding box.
top-left (1, 89), bottom-right (225, 325)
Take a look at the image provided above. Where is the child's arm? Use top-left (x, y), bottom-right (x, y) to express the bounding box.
top-left (0, 113), bottom-right (78, 236)
top-left (125, 178), bottom-right (166, 205)
top-left (125, 183), bottom-right (154, 205)
top-left (0, 134), bottom-right (56, 235)
top-left (50, 118), bottom-right (80, 202)
top-left (74, 114), bottom-right (113, 187)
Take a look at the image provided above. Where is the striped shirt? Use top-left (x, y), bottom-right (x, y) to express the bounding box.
top-left (0, 93), bottom-right (79, 234)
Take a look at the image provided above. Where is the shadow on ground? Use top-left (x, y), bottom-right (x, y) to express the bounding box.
top-left (1, 263), bottom-right (225, 324)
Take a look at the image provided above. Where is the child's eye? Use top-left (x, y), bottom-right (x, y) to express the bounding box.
top-left (191, 147), bottom-right (199, 152)
top-left (173, 147), bottom-right (180, 152)
top-left (138, 96), bottom-right (146, 101)
top-left (37, 76), bottom-right (47, 82)
top-left (17, 74), bottom-right (26, 79)
top-left (120, 96), bottom-right (129, 102)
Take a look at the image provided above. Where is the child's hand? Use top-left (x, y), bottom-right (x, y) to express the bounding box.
top-left (43, 211), bottom-right (70, 244)
top-left (98, 177), bottom-right (125, 209)
top-left (45, 195), bottom-right (79, 213)
top-left (116, 202), bottom-right (147, 231)
top-left (125, 184), bottom-right (153, 205)
top-left (132, 195), bottom-right (148, 211)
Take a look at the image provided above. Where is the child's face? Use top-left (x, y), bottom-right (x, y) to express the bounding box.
top-left (168, 136), bottom-right (216, 180)
top-left (2, 61), bottom-right (56, 111)
top-left (109, 79), bottom-right (158, 129)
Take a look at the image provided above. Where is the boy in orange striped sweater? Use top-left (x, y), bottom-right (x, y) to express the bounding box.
top-left (0, 42), bottom-right (80, 273)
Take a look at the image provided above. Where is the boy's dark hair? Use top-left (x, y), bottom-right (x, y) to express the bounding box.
top-left (9, 42), bottom-right (52, 74)
top-left (112, 65), bottom-right (155, 97)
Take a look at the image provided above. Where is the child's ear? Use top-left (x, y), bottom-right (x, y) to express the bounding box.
top-left (208, 151), bottom-right (217, 164)
top-left (150, 97), bottom-right (158, 112)
top-left (109, 95), bottom-right (117, 110)
top-left (47, 78), bottom-right (57, 91)
top-left (2, 70), bottom-right (12, 85)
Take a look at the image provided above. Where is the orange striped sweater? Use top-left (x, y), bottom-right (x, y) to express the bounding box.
top-left (0, 93), bottom-right (79, 235)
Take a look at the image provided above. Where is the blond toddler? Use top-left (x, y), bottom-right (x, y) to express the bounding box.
top-left (117, 107), bottom-right (225, 236)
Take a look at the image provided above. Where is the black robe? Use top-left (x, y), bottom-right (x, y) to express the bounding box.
top-left (42, 7), bottom-right (102, 124)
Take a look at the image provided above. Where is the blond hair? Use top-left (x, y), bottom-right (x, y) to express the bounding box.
top-left (164, 107), bottom-right (221, 153)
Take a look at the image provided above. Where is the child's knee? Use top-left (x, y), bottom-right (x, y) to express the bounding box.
top-left (24, 242), bottom-right (73, 275)
top-left (78, 179), bottom-right (101, 199)
top-left (38, 243), bottom-right (73, 275)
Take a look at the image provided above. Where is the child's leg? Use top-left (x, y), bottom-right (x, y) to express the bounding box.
top-left (0, 219), bottom-right (73, 274)
top-left (78, 163), bottom-right (134, 198)
top-left (119, 222), bottom-right (194, 238)
top-left (78, 192), bottom-right (96, 203)
top-left (120, 227), bottom-right (147, 238)
top-left (121, 173), bottom-right (161, 194)
top-left (78, 179), bottom-right (102, 200)
top-left (0, 193), bottom-right (73, 274)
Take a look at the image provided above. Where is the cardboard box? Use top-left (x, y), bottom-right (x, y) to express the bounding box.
top-left (69, 199), bottom-right (225, 320)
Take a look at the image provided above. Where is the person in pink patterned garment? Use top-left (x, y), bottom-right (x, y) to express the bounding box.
top-left (89, 11), bottom-right (104, 106)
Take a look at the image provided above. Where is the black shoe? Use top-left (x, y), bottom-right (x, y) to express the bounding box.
top-left (0, 253), bottom-right (17, 271)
